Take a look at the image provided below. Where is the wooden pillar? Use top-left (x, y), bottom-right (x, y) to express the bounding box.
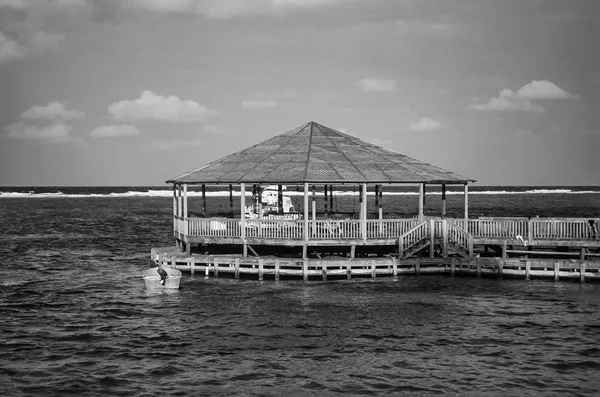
top-left (580, 262), bottom-right (586, 283)
top-left (418, 183), bottom-right (424, 220)
top-left (429, 219), bottom-right (435, 259)
top-left (278, 184), bottom-right (283, 214)
top-left (201, 184), bottom-right (206, 217)
top-left (361, 183), bottom-right (367, 241)
top-left (258, 259), bottom-right (264, 281)
top-left (240, 183), bottom-right (246, 257)
top-left (234, 258), bottom-right (240, 279)
top-left (329, 185), bottom-right (334, 212)
top-left (303, 259), bottom-right (308, 282)
top-left (441, 183), bottom-right (446, 218)
top-left (371, 260), bottom-right (376, 278)
top-left (190, 256), bottom-right (195, 275)
top-left (311, 185), bottom-right (316, 221)
top-left (183, 184), bottom-right (188, 219)
top-left (554, 261), bottom-right (559, 281)
top-left (442, 219), bottom-right (448, 258)
top-left (229, 184), bottom-right (234, 217)
top-left (324, 184), bottom-right (328, 214)
top-left (525, 260), bottom-right (530, 280)
top-left (303, 183), bottom-right (309, 258)
top-left (275, 260), bottom-right (280, 281)
top-left (172, 183), bottom-right (177, 243)
top-left (464, 183), bottom-right (469, 220)
top-left (321, 260), bottom-right (327, 281)
top-left (257, 184), bottom-right (262, 220)
top-left (214, 259), bottom-right (219, 278)
top-left (378, 184), bottom-right (383, 220)
top-left (346, 261), bottom-right (352, 279)
top-left (392, 256), bottom-right (398, 277)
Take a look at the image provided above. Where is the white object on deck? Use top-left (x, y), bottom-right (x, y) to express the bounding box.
top-left (142, 266), bottom-right (182, 290)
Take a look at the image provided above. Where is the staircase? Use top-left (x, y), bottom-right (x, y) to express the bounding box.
top-left (398, 219), bottom-right (473, 259)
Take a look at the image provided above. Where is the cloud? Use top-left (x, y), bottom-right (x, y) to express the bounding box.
top-left (0, 32), bottom-right (25, 63)
top-left (127, 0), bottom-right (352, 19)
top-left (150, 138), bottom-right (203, 151)
top-left (409, 117), bottom-right (441, 132)
top-left (358, 78), bottom-right (396, 92)
top-left (32, 31), bottom-right (64, 50)
top-left (5, 121), bottom-right (79, 143)
top-left (108, 90), bottom-right (216, 122)
top-left (468, 89), bottom-right (545, 112)
top-left (241, 99), bottom-right (277, 109)
top-left (90, 124), bottom-right (140, 138)
top-left (22, 102), bottom-right (84, 120)
top-left (515, 80), bottom-right (578, 100)
top-left (469, 80), bottom-right (578, 112)
top-left (203, 124), bottom-right (219, 132)
top-left (0, 0), bottom-right (29, 9)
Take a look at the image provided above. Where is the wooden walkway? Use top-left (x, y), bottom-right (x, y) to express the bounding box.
top-left (151, 247), bottom-right (600, 283)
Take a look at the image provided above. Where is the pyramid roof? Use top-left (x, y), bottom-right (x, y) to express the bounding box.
top-left (167, 121), bottom-right (474, 185)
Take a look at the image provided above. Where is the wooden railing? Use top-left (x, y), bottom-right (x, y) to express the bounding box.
top-left (176, 216), bottom-right (600, 243)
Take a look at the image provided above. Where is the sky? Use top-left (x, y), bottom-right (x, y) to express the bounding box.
top-left (1, 0), bottom-right (599, 187)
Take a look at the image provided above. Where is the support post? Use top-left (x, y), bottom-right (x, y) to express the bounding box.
top-left (324, 184), bottom-right (328, 214)
top-left (240, 183), bottom-right (246, 257)
top-left (311, 185), bottom-right (316, 237)
top-left (346, 261), bottom-right (352, 279)
top-left (498, 258), bottom-right (503, 279)
top-left (451, 258), bottom-right (456, 277)
top-left (172, 183), bottom-right (178, 244)
top-left (321, 260), bottom-right (327, 281)
top-left (580, 262), bottom-right (586, 283)
top-left (442, 219), bottom-right (448, 258)
top-left (418, 183), bottom-right (424, 220)
top-left (278, 184), bottom-right (283, 214)
top-left (392, 256), bottom-right (398, 277)
top-left (441, 183), bottom-right (446, 218)
top-left (202, 184), bottom-right (206, 217)
top-left (371, 260), bottom-right (376, 278)
top-left (229, 184), bottom-right (234, 217)
top-left (502, 241), bottom-right (507, 258)
top-left (303, 183), bottom-right (309, 257)
top-left (361, 183), bottom-right (367, 241)
top-left (464, 183), bottom-right (469, 220)
top-left (258, 259), bottom-right (264, 281)
top-left (303, 259), bottom-right (308, 282)
top-left (415, 258), bottom-right (421, 276)
top-left (190, 256), bottom-right (195, 275)
top-left (329, 184), bottom-right (334, 213)
top-left (554, 261), bottom-right (559, 281)
top-left (235, 258), bottom-right (240, 279)
top-left (429, 219), bottom-right (435, 259)
top-left (275, 260), bottom-right (280, 281)
top-left (525, 260), bottom-right (530, 280)
top-left (214, 259), bottom-right (219, 278)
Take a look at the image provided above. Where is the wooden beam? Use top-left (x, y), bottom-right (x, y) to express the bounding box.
top-left (464, 183), bottom-right (469, 220)
top-left (441, 183), bottom-right (446, 218)
top-left (278, 184), bottom-right (283, 214)
top-left (240, 183), bottom-right (246, 256)
top-left (229, 184), bottom-right (234, 217)
top-left (202, 184), bottom-right (206, 217)
top-left (418, 183), bottom-right (424, 220)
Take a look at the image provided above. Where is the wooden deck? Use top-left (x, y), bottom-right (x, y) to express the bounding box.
top-left (150, 247), bottom-right (600, 283)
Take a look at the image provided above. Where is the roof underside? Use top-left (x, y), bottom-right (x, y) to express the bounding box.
top-left (167, 121), bottom-right (475, 185)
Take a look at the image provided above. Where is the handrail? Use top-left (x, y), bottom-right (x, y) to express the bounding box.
top-left (446, 220), bottom-right (473, 258)
top-left (398, 221), bottom-right (429, 257)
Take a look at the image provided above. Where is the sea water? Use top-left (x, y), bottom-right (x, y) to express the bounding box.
top-left (1, 187), bottom-right (600, 396)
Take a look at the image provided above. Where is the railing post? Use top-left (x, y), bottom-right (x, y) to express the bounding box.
top-left (527, 218), bottom-right (533, 243)
top-left (442, 219), bottom-right (448, 258)
top-left (429, 219), bottom-right (435, 258)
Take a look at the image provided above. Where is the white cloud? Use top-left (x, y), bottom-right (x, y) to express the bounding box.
top-left (5, 121), bottom-right (79, 143)
top-left (469, 80), bottom-right (578, 112)
top-left (32, 31), bottom-right (64, 50)
top-left (241, 99), bottom-right (277, 109)
top-left (358, 78), bottom-right (396, 92)
top-left (0, 0), bottom-right (29, 9)
top-left (515, 80), bottom-right (578, 100)
top-left (203, 124), bottom-right (219, 132)
top-left (22, 102), bottom-right (84, 120)
top-left (128, 0), bottom-right (353, 19)
top-left (468, 89), bottom-right (545, 112)
top-left (409, 117), bottom-right (441, 132)
top-left (90, 124), bottom-right (140, 138)
top-left (108, 90), bottom-right (216, 122)
top-left (0, 32), bottom-right (25, 63)
top-left (150, 138), bottom-right (203, 151)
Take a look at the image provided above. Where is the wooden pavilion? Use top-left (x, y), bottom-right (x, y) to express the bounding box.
top-left (166, 121), bottom-right (475, 259)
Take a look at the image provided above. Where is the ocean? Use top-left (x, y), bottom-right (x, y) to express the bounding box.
top-left (1, 186), bottom-right (600, 396)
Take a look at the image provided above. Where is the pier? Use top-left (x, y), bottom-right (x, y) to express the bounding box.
top-left (153, 121), bottom-right (600, 282)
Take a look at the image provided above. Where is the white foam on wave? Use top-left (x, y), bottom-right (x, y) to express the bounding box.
top-left (1, 188), bottom-right (598, 198)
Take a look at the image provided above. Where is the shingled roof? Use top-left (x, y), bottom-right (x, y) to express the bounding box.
top-left (167, 121), bottom-right (474, 185)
